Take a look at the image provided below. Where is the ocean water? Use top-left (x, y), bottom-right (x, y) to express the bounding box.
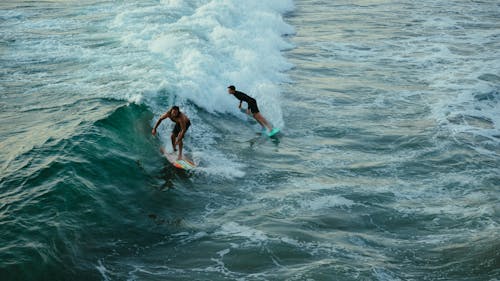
top-left (1, 0), bottom-right (499, 280)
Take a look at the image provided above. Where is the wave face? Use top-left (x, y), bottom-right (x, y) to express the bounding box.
top-left (1, 0), bottom-right (499, 280)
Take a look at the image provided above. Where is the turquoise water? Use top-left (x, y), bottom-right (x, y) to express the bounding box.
top-left (1, 0), bottom-right (499, 280)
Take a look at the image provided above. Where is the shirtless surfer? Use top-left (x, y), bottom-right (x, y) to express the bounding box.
top-left (152, 106), bottom-right (191, 160)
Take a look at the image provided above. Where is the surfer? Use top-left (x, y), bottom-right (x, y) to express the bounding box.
top-left (227, 85), bottom-right (274, 132)
top-left (152, 106), bottom-right (191, 160)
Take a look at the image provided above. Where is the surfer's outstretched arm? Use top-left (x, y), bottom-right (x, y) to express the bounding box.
top-left (152, 111), bottom-right (171, 135)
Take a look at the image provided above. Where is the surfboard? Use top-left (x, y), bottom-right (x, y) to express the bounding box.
top-left (267, 128), bottom-right (280, 137)
top-left (161, 147), bottom-right (196, 170)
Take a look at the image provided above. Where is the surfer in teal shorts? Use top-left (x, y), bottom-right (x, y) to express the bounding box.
top-left (152, 106), bottom-right (191, 160)
top-left (227, 85), bottom-right (274, 133)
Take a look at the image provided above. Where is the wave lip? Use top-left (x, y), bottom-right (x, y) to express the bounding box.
top-left (145, 0), bottom-right (294, 126)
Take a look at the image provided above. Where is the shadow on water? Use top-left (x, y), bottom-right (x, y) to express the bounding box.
top-left (246, 132), bottom-right (282, 148)
top-left (156, 162), bottom-right (196, 190)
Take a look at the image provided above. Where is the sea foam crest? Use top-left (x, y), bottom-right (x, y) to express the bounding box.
top-left (148, 0), bottom-right (294, 127)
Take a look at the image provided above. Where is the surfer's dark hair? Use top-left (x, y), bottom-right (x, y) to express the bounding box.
top-left (172, 105), bottom-right (180, 111)
top-left (227, 85), bottom-right (235, 90)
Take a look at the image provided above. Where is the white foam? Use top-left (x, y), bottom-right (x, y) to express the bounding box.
top-left (404, 11), bottom-right (500, 150)
top-left (192, 149), bottom-right (246, 179)
top-left (300, 195), bottom-right (355, 211)
top-left (216, 221), bottom-right (268, 244)
top-left (96, 259), bottom-right (112, 281)
top-left (146, 1), bottom-right (294, 118)
top-left (372, 267), bottom-right (402, 281)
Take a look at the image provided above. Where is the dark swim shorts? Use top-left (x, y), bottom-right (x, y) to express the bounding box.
top-left (172, 120), bottom-right (191, 135)
top-left (247, 100), bottom-right (260, 114)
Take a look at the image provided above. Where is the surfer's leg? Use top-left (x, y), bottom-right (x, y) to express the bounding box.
top-left (253, 113), bottom-right (272, 131)
top-left (177, 139), bottom-right (183, 160)
top-left (171, 133), bottom-right (177, 152)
